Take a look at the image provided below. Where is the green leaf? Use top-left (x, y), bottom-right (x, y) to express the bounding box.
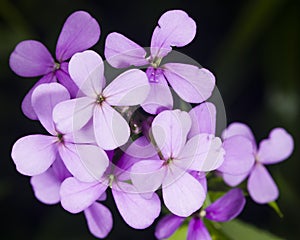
top-left (268, 201), bottom-right (284, 218)
top-left (168, 224), bottom-right (188, 240)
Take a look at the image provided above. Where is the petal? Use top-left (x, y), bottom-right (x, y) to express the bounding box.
top-left (188, 102), bottom-right (216, 138)
top-left (162, 166), bottom-right (205, 217)
top-left (53, 97), bottom-right (94, 133)
top-left (30, 167), bottom-right (61, 204)
top-left (84, 202), bottom-right (113, 239)
top-left (163, 64), bottom-right (215, 103)
top-left (55, 62), bottom-right (79, 98)
top-left (112, 181), bottom-right (161, 229)
top-left (222, 122), bottom-right (256, 150)
top-left (9, 40), bottom-right (54, 77)
top-left (248, 163), bottom-right (279, 204)
top-left (176, 134), bottom-right (224, 172)
top-left (141, 67), bottom-right (173, 114)
top-left (151, 10), bottom-right (196, 58)
top-left (93, 102), bottom-right (130, 150)
top-left (56, 11), bottom-right (100, 61)
top-left (152, 109), bottom-right (191, 159)
top-left (21, 73), bottom-right (57, 120)
top-left (218, 136), bottom-right (255, 175)
top-left (60, 177), bottom-right (108, 213)
top-left (130, 159), bottom-right (166, 194)
top-left (104, 32), bottom-right (148, 68)
top-left (187, 218), bottom-right (211, 240)
top-left (257, 128), bottom-right (294, 164)
top-left (32, 82), bottom-right (70, 135)
top-left (222, 172), bottom-right (249, 187)
top-left (58, 143), bottom-right (109, 182)
top-left (52, 154), bottom-right (72, 181)
top-left (103, 69), bottom-right (150, 106)
top-left (205, 188), bottom-right (246, 222)
top-left (11, 135), bottom-right (58, 176)
top-left (155, 214), bottom-right (185, 239)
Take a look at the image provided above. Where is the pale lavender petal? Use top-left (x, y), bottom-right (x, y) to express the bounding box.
top-left (9, 40), bottom-right (54, 77)
top-left (205, 188), bottom-right (246, 222)
top-left (163, 64), bottom-right (215, 103)
top-left (190, 171), bottom-right (207, 193)
top-left (84, 202), bottom-right (113, 239)
top-left (93, 102), bottom-right (130, 150)
top-left (69, 50), bottom-right (105, 97)
top-left (11, 135), bottom-right (58, 176)
top-left (257, 128), bottom-right (294, 165)
top-left (248, 163), bottom-right (279, 204)
top-left (188, 102), bottom-right (216, 138)
top-left (152, 110), bottom-right (191, 159)
top-left (176, 134), bottom-right (224, 172)
top-left (103, 69), bottom-right (150, 106)
top-left (104, 32), bottom-right (148, 68)
top-left (141, 67), bottom-right (173, 114)
top-left (21, 73), bottom-right (56, 120)
top-left (187, 218), bottom-right (211, 240)
top-left (151, 10), bottom-right (196, 58)
top-left (218, 136), bottom-right (255, 175)
top-left (32, 83), bottom-right (70, 135)
top-left (130, 159), bottom-right (166, 194)
top-left (162, 166), bottom-right (205, 217)
top-left (222, 122), bottom-right (256, 150)
top-left (222, 172), bottom-right (249, 187)
top-left (112, 181), bottom-right (161, 229)
top-left (30, 167), bottom-right (61, 204)
top-left (53, 97), bottom-right (94, 133)
top-left (60, 177), bottom-right (108, 213)
top-left (58, 143), bottom-right (109, 182)
top-left (56, 11), bottom-right (100, 61)
top-left (55, 62), bottom-right (79, 98)
top-left (155, 214), bottom-right (185, 239)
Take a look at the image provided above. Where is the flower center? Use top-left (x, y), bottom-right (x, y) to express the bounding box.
top-left (108, 174), bottom-right (115, 188)
top-left (57, 133), bottom-right (64, 143)
top-left (54, 62), bottom-right (60, 71)
top-left (150, 57), bottom-right (162, 68)
top-left (146, 67), bottom-right (163, 83)
top-left (96, 94), bottom-right (105, 105)
top-left (199, 209), bottom-right (206, 218)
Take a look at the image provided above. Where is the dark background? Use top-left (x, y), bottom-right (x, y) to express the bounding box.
top-left (0, 0), bottom-right (299, 239)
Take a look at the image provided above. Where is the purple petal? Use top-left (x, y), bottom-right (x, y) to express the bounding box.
top-left (187, 218), bottom-right (211, 240)
top-left (218, 136), bottom-right (255, 175)
top-left (55, 62), bottom-right (79, 98)
top-left (11, 135), bottom-right (58, 176)
top-left (32, 83), bottom-right (70, 135)
top-left (55, 11), bottom-right (100, 61)
top-left (9, 40), bottom-right (54, 77)
top-left (190, 171), bottom-right (208, 193)
top-left (93, 102), bottom-right (130, 150)
top-left (52, 154), bottom-right (72, 181)
top-left (155, 214), bottom-right (185, 239)
top-left (112, 182), bottom-right (161, 229)
top-left (205, 188), bottom-right (246, 222)
top-left (84, 202), bottom-right (113, 239)
top-left (130, 159), bottom-right (166, 194)
top-left (188, 102), bottom-right (216, 138)
top-left (60, 177), bottom-right (108, 213)
top-left (30, 167), bottom-right (61, 204)
top-left (53, 97), bottom-right (94, 133)
top-left (58, 143), bottom-right (109, 182)
top-left (163, 64), bottom-right (215, 103)
top-left (104, 32), bottom-right (148, 68)
top-left (141, 67), bottom-right (173, 114)
top-left (176, 134), bottom-right (224, 172)
top-left (151, 10), bottom-right (196, 58)
top-left (257, 128), bottom-right (294, 165)
top-left (162, 166), bottom-right (205, 217)
top-left (248, 163), bottom-right (279, 204)
top-left (21, 73), bottom-right (57, 120)
top-left (222, 172), bottom-right (249, 187)
top-left (103, 69), bottom-right (150, 106)
top-left (152, 110), bottom-right (191, 159)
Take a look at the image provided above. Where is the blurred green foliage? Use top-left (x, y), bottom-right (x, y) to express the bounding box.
top-left (0, 0), bottom-right (299, 239)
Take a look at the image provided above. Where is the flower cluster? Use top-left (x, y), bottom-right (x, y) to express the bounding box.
top-left (10, 10), bottom-right (294, 239)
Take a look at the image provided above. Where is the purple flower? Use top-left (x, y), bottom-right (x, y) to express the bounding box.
top-left (11, 83), bottom-right (109, 182)
top-left (155, 188), bottom-right (246, 240)
top-left (222, 123), bottom-right (294, 203)
top-left (9, 11), bottom-right (100, 119)
top-left (105, 10), bottom-right (215, 114)
top-left (130, 109), bottom-right (224, 217)
top-left (53, 50), bottom-right (150, 150)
